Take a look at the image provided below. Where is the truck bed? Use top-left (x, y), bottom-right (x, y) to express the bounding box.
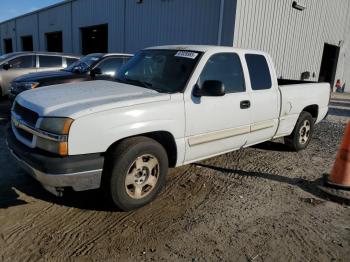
top-left (278, 79), bottom-right (318, 85)
top-left (274, 81), bottom-right (330, 138)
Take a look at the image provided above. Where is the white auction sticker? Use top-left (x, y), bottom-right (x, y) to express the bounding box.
top-left (175, 51), bottom-right (198, 59)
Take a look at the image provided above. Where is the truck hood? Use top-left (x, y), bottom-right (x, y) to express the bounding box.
top-left (16, 80), bottom-right (170, 118)
top-left (14, 70), bottom-right (84, 83)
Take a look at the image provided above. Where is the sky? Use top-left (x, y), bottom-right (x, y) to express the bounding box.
top-left (0, 0), bottom-right (62, 22)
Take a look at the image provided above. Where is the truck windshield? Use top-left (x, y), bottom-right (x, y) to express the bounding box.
top-left (64, 54), bottom-right (103, 73)
top-left (116, 50), bottom-right (201, 93)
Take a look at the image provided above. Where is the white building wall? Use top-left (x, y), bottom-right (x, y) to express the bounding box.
top-left (0, 20), bottom-right (16, 52)
top-left (123, 0), bottom-right (235, 53)
top-left (16, 14), bottom-right (39, 51)
top-left (0, 0), bottom-right (349, 92)
top-left (234, 0), bottom-right (350, 88)
top-left (71, 0), bottom-right (125, 54)
top-left (38, 2), bottom-right (73, 53)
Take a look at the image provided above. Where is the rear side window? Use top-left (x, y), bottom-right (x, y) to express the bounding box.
top-left (39, 55), bottom-right (62, 67)
top-left (97, 57), bottom-right (125, 77)
top-left (198, 53), bottom-right (245, 93)
top-left (66, 57), bottom-right (78, 66)
top-left (245, 54), bottom-right (272, 90)
top-left (9, 55), bottom-right (35, 68)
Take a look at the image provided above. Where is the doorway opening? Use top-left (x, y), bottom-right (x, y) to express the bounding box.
top-left (4, 38), bottom-right (13, 53)
top-left (318, 43), bottom-right (340, 89)
top-left (46, 31), bottom-right (63, 52)
top-left (81, 24), bottom-right (108, 55)
top-left (21, 36), bottom-right (34, 51)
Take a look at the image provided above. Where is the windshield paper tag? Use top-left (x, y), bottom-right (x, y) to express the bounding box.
top-left (175, 51), bottom-right (198, 59)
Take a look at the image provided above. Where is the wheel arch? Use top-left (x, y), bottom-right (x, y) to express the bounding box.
top-left (105, 131), bottom-right (178, 168)
top-left (301, 104), bottom-right (319, 119)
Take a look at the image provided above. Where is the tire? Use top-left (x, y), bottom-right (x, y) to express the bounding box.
top-left (104, 136), bottom-right (168, 211)
top-left (284, 111), bottom-right (314, 151)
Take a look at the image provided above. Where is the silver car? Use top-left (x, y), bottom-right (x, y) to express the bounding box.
top-left (0, 52), bottom-right (80, 97)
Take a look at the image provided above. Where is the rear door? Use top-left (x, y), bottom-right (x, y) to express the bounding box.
top-left (184, 52), bottom-right (251, 163)
top-left (244, 53), bottom-right (280, 146)
top-left (1, 55), bottom-right (36, 92)
top-left (37, 55), bottom-right (64, 72)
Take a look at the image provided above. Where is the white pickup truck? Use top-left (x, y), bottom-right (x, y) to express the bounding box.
top-left (7, 45), bottom-right (330, 211)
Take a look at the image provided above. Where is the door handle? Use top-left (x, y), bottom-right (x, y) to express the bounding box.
top-left (240, 100), bottom-right (251, 109)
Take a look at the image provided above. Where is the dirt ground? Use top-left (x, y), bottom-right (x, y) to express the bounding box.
top-left (0, 94), bottom-right (349, 261)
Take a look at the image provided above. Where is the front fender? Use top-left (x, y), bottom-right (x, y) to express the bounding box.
top-left (68, 96), bottom-right (185, 157)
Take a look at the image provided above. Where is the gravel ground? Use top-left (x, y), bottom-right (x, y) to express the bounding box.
top-left (0, 93), bottom-right (349, 261)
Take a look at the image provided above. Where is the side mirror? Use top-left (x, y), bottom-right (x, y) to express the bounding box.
top-left (2, 63), bottom-right (11, 70)
top-left (193, 80), bottom-right (225, 97)
top-left (90, 67), bottom-right (102, 77)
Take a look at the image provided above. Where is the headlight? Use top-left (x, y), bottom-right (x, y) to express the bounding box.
top-left (36, 137), bottom-right (69, 156)
top-left (37, 117), bottom-right (74, 156)
top-left (23, 82), bottom-right (40, 90)
top-left (39, 117), bottom-right (74, 135)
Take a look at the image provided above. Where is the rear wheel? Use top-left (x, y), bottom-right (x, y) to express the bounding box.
top-left (284, 111), bottom-right (314, 151)
top-left (104, 136), bottom-right (168, 211)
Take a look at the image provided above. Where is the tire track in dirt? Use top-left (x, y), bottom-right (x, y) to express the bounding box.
top-left (3, 203), bottom-right (55, 245)
top-left (64, 165), bottom-right (209, 257)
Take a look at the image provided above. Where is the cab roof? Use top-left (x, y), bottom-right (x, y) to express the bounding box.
top-left (146, 45), bottom-right (267, 55)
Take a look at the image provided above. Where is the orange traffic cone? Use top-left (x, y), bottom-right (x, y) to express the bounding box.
top-left (327, 121), bottom-right (350, 189)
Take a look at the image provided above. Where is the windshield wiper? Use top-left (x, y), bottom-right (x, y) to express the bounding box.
top-left (116, 77), bottom-right (169, 93)
top-left (123, 77), bottom-right (153, 88)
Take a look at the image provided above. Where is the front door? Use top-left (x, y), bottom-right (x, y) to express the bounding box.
top-left (1, 55), bottom-right (37, 92)
top-left (184, 52), bottom-right (251, 163)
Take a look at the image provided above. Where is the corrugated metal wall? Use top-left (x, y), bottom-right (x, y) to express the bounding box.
top-left (124, 0), bottom-right (224, 53)
top-left (38, 3), bottom-right (72, 52)
top-left (233, 0), bottom-right (350, 87)
top-left (1, 0), bottom-right (349, 91)
top-left (71, 0), bottom-right (125, 53)
top-left (0, 0), bottom-right (236, 55)
top-left (343, 14), bottom-right (350, 92)
top-left (16, 14), bottom-right (39, 51)
top-left (0, 20), bottom-right (16, 51)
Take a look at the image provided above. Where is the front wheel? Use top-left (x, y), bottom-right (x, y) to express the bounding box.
top-left (105, 137), bottom-right (168, 211)
top-left (284, 111), bottom-right (314, 151)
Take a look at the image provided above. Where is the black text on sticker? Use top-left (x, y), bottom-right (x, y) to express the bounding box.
top-left (175, 51), bottom-right (198, 59)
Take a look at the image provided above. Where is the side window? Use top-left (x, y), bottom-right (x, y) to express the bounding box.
top-left (8, 55), bottom-right (35, 69)
top-left (66, 57), bottom-right (78, 66)
top-left (245, 54), bottom-right (272, 90)
top-left (39, 55), bottom-right (62, 67)
top-left (97, 57), bottom-right (125, 77)
top-left (198, 53), bottom-right (245, 93)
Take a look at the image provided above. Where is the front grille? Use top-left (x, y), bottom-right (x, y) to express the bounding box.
top-left (13, 103), bottom-right (39, 127)
top-left (16, 128), bottom-right (33, 141)
top-left (10, 83), bottom-right (24, 95)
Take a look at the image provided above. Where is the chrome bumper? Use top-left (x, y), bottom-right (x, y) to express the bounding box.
top-left (10, 149), bottom-right (102, 196)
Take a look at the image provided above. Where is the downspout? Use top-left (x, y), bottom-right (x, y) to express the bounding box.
top-left (123, 0), bottom-right (127, 53)
top-left (217, 0), bottom-right (225, 45)
top-left (70, 0), bottom-right (74, 53)
top-left (14, 18), bottom-right (18, 51)
top-left (37, 13), bottom-right (40, 50)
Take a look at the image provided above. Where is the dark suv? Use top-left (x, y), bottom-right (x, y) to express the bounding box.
top-left (9, 53), bottom-right (132, 101)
